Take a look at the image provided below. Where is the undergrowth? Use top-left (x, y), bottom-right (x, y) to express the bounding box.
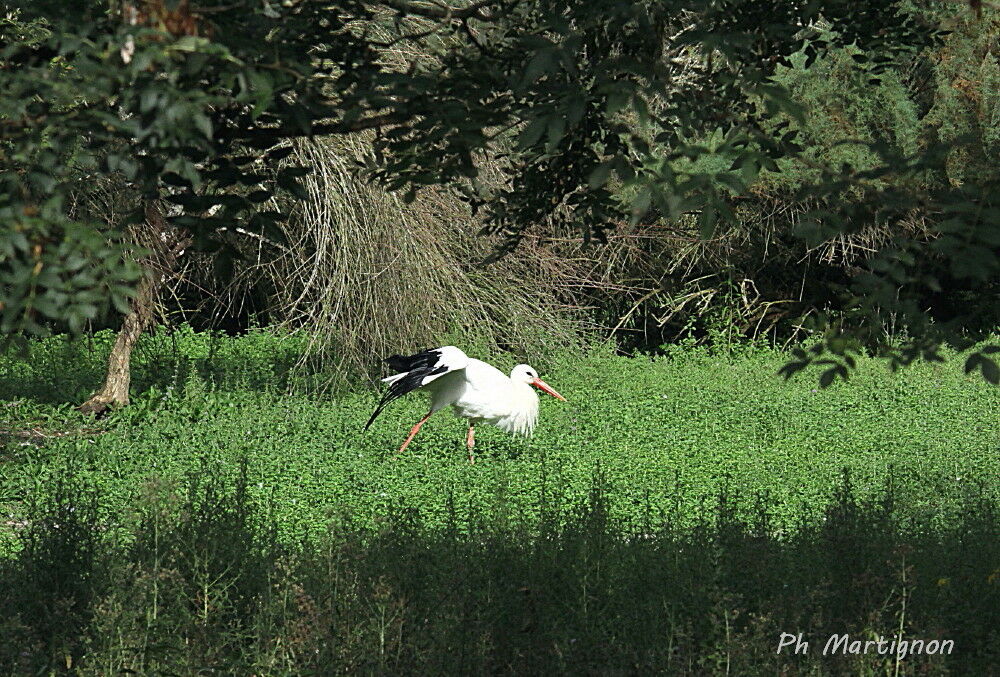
top-left (1, 329), bottom-right (998, 673)
top-left (0, 467), bottom-right (995, 674)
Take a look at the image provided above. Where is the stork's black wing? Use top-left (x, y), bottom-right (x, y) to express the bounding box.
top-left (364, 346), bottom-right (469, 430)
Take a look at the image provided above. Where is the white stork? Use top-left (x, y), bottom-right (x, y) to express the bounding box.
top-left (364, 346), bottom-right (566, 462)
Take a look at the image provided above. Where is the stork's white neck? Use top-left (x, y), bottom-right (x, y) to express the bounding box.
top-left (496, 381), bottom-right (539, 436)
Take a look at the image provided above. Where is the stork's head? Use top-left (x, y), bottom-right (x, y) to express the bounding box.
top-left (510, 364), bottom-right (566, 401)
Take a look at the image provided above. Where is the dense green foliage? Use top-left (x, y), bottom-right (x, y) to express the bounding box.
top-left (594, 9), bottom-right (1000, 363)
top-left (4, 2), bottom-right (1000, 386)
top-left (2, 0), bottom-right (410, 342)
top-left (0, 4), bottom-right (949, 349)
top-left (768, 9), bottom-right (1000, 346)
top-left (1, 331), bottom-right (997, 672)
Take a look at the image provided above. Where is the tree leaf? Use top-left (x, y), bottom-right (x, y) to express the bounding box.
top-left (517, 116), bottom-right (547, 150)
top-left (588, 161), bottom-right (613, 190)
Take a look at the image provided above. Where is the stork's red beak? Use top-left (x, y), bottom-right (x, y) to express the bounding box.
top-left (530, 377), bottom-right (566, 401)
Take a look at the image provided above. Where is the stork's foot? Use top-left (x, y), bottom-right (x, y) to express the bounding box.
top-left (397, 411), bottom-right (433, 454)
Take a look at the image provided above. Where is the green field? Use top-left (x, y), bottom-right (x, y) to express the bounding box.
top-left (1, 329), bottom-right (998, 674)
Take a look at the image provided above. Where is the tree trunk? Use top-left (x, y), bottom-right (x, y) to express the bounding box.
top-left (80, 1), bottom-right (201, 416)
top-left (79, 202), bottom-right (189, 415)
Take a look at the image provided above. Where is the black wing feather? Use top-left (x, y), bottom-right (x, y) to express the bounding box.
top-left (364, 348), bottom-right (449, 430)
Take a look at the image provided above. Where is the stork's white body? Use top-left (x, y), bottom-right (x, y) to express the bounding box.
top-left (427, 358), bottom-right (540, 435)
top-left (367, 346), bottom-right (565, 461)
top-left (380, 346), bottom-right (540, 435)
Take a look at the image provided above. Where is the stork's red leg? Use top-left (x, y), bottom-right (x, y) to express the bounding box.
top-left (397, 411), bottom-right (433, 453)
top-left (466, 424), bottom-right (475, 464)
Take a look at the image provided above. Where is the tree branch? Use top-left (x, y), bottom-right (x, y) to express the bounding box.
top-left (366, 25), bottom-right (440, 48)
top-left (377, 0), bottom-right (501, 22)
top-left (235, 111), bottom-right (406, 142)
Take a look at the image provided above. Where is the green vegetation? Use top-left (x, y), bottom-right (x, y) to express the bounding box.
top-left (1, 330), bottom-right (997, 673)
top-left (3, 3), bottom-right (1000, 673)
top-left (9, 2), bottom-right (1000, 390)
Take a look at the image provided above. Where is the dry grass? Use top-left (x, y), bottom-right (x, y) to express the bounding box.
top-left (235, 134), bottom-right (588, 385)
top-left (77, 143), bottom-right (926, 377)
